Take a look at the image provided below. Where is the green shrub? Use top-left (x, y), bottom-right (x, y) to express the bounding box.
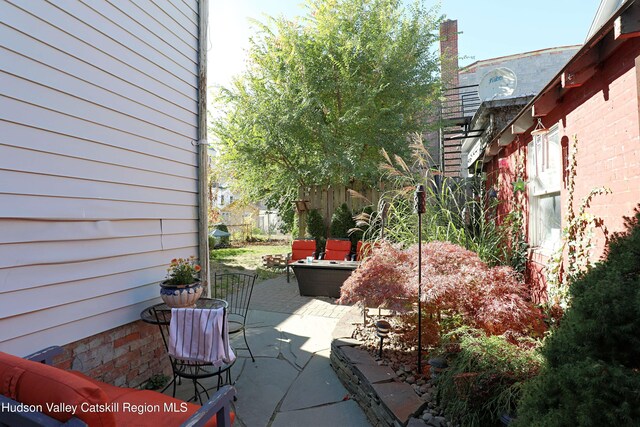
top-left (306, 209), bottom-right (326, 251)
top-left (144, 374), bottom-right (170, 390)
top-left (514, 209), bottom-right (640, 427)
top-left (330, 203), bottom-right (356, 240)
top-left (437, 328), bottom-right (543, 427)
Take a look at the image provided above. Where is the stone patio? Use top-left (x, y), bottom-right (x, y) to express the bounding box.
top-left (168, 274), bottom-right (371, 426)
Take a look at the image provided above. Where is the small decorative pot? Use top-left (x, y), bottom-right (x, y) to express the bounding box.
top-left (160, 281), bottom-right (203, 308)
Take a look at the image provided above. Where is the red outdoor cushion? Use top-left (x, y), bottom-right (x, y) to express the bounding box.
top-left (355, 241), bottom-right (376, 261)
top-left (111, 389), bottom-right (234, 426)
top-left (355, 240), bottom-right (364, 261)
top-left (324, 239), bottom-right (352, 260)
top-left (0, 351), bottom-right (116, 426)
top-left (70, 371), bottom-right (130, 401)
top-left (0, 354), bottom-right (234, 427)
top-left (72, 371), bottom-right (234, 427)
top-left (290, 239), bottom-right (316, 262)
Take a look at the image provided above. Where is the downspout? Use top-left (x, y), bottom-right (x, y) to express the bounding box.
top-left (198, 0), bottom-right (211, 296)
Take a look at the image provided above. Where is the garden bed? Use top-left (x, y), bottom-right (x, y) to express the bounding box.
top-left (330, 307), bottom-right (455, 427)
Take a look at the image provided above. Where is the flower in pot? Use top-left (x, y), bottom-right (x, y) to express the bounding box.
top-left (160, 256), bottom-right (204, 308)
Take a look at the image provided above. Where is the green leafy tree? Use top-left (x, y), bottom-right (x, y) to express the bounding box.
top-left (514, 209), bottom-right (640, 427)
top-left (213, 0), bottom-right (441, 221)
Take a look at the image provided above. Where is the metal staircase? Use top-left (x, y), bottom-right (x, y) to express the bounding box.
top-left (439, 85), bottom-right (482, 177)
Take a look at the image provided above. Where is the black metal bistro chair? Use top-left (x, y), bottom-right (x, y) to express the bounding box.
top-left (140, 298), bottom-right (235, 405)
top-left (214, 273), bottom-right (257, 362)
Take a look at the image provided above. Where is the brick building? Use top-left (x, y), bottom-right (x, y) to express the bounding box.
top-left (438, 20), bottom-right (579, 177)
top-left (473, 0), bottom-right (640, 299)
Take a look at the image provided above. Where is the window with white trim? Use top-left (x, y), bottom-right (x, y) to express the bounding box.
top-left (528, 126), bottom-right (562, 251)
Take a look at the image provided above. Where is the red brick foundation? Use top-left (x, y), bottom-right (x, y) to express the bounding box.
top-left (52, 320), bottom-right (171, 388)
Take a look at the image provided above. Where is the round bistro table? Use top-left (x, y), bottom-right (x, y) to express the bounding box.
top-left (140, 298), bottom-right (234, 404)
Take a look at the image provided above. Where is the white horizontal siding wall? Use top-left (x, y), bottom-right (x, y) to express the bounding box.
top-left (0, 0), bottom-right (203, 356)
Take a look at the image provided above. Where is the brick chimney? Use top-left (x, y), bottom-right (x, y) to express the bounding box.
top-left (440, 20), bottom-right (459, 88)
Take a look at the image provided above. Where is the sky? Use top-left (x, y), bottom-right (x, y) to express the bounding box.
top-left (207, 0), bottom-right (602, 89)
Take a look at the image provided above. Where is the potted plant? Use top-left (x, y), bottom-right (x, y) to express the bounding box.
top-left (160, 256), bottom-right (203, 308)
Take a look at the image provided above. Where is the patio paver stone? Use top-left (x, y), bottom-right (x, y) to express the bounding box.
top-left (279, 349), bottom-right (347, 411)
top-left (168, 274), bottom-right (371, 426)
top-left (354, 362), bottom-right (396, 385)
top-left (271, 399), bottom-right (371, 427)
top-left (371, 382), bottom-right (425, 424)
top-left (341, 346), bottom-right (375, 365)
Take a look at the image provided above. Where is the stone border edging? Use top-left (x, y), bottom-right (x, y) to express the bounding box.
top-left (330, 307), bottom-right (426, 427)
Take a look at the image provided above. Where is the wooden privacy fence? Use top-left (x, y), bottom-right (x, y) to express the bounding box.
top-left (297, 182), bottom-right (384, 236)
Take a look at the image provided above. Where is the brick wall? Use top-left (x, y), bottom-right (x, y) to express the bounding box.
top-left (439, 20), bottom-right (459, 88)
top-left (558, 38), bottom-right (640, 251)
top-left (52, 320), bottom-right (171, 388)
top-left (486, 37), bottom-right (640, 300)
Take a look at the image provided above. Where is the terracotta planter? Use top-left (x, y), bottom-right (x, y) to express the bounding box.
top-left (160, 281), bottom-right (203, 308)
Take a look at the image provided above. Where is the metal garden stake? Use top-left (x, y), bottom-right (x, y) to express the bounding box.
top-left (414, 184), bottom-right (426, 372)
top-left (380, 200), bottom-right (389, 239)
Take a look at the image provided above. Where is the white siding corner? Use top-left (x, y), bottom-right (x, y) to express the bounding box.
top-left (0, 0), bottom-right (202, 356)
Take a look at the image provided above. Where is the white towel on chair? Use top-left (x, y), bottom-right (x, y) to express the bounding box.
top-left (168, 308), bottom-right (236, 366)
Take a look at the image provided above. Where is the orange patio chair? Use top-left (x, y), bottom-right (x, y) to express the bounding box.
top-left (286, 239), bottom-right (317, 282)
top-left (354, 240), bottom-right (377, 261)
top-left (321, 238), bottom-right (352, 261)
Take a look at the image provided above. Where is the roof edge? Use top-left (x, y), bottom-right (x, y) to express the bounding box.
top-left (459, 45), bottom-right (582, 74)
top-left (489, 0), bottom-right (636, 157)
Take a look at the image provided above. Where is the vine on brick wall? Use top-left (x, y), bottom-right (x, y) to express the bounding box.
top-left (546, 135), bottom-right (610, 310)
top-left (504, 145), bottom-right (529, 276)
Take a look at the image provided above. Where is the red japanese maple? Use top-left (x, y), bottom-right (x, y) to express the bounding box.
top-left (339, 241), bottom-right (544, 339)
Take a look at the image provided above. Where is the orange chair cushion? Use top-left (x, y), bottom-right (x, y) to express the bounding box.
top-left (71, 371), bottom-right (234, 426)
top-left (290, 240), bottom-right (316, 261)
top-left (69, 371), bottom-right (134, 401)
top-left (110, 389), bottom-right (234, 427)
top-left (0, 361), bottom-right (234, 427)
top-left (324, 240), bottom-right (352, 260)
top-left (355, 241), bottom-right (379, 261)
top-left (0, 351), bottom-right (116, 427)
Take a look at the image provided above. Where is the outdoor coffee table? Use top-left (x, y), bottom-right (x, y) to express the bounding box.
top-left (290, 260), bottom-right (360, 298)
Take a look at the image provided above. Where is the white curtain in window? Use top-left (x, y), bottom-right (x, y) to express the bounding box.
top-left (529, 128), bottom-right (561, 196)
top-left (528, 126), bottom-right (562, 250)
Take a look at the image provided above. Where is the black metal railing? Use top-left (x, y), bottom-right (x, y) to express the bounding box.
top-left (441, 84), bottom-right (481, 123)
